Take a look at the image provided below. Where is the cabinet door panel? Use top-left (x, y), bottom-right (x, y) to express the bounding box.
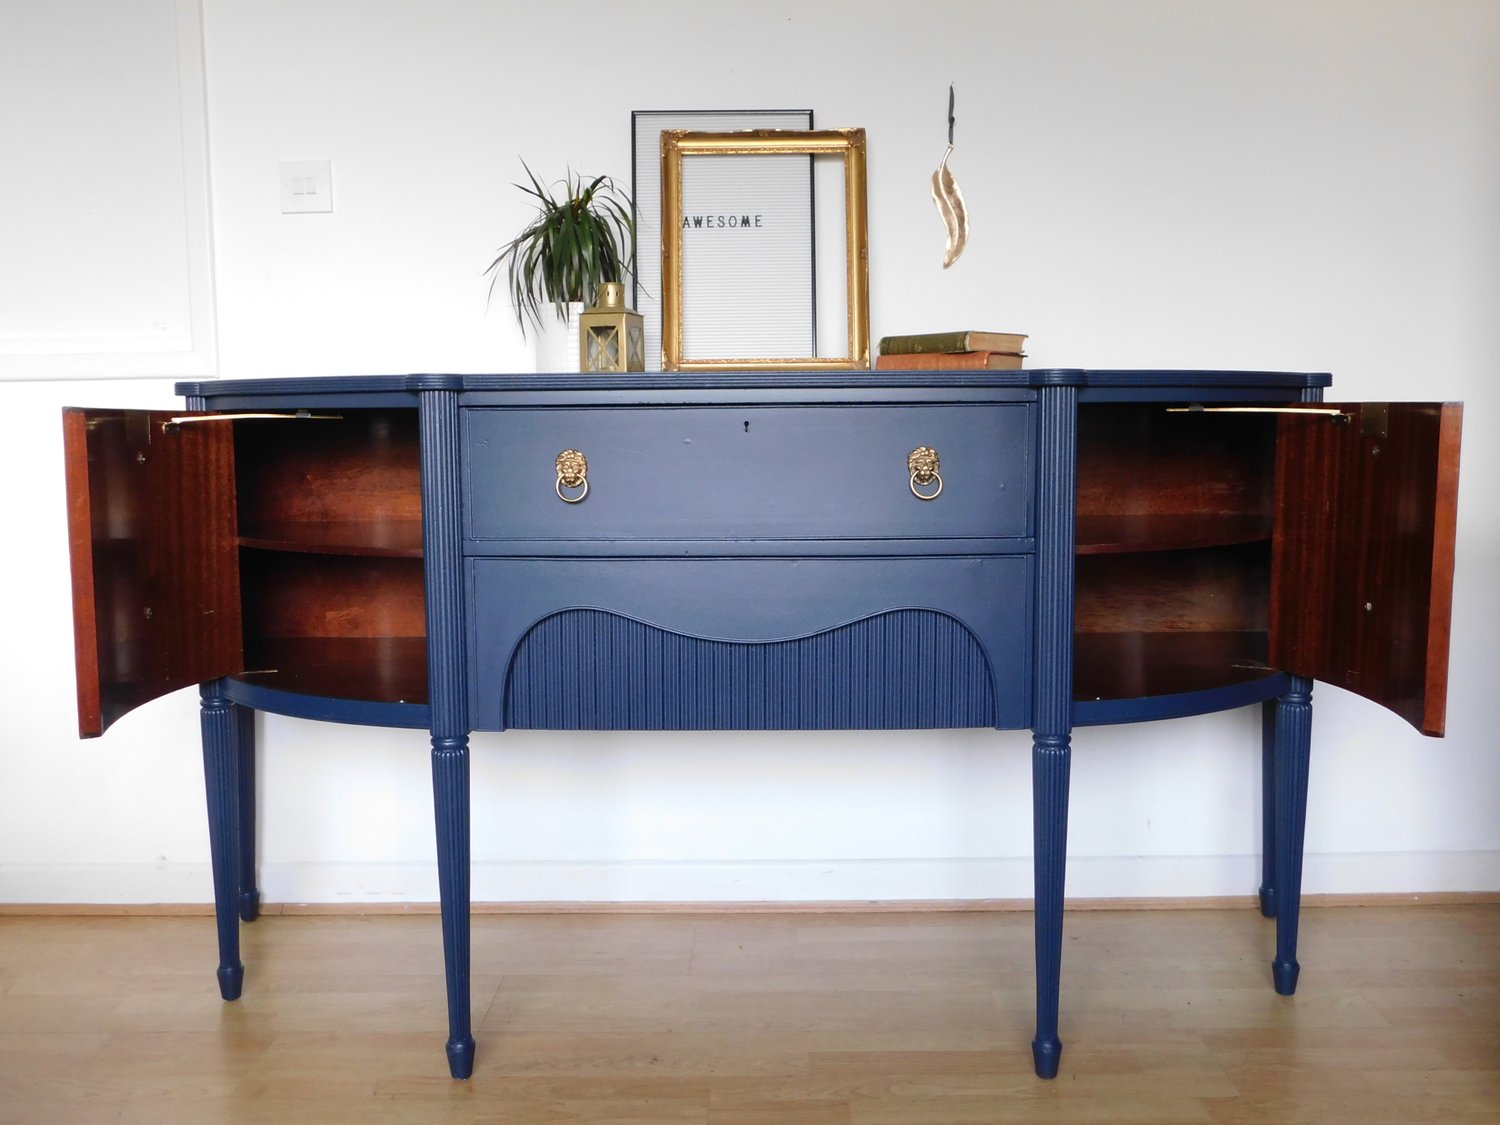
top-left (62, 409), bottom-right (242, 737)
top-left (1270, 402), bottom-right (1461, 735)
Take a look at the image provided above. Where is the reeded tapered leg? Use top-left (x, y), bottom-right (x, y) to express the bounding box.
top-left (432, 735), bottom-right (474, 1078)
top-left (1258, 698), bottom-right (1278, 918)
top-left (1031, 732), bottom-right (1071, 1079)
top-left (200, 680), bottom-right (244, 1000)
top-left (1271, 676), bottom-right (1313, 994)
top-left (419, 385), bottom-right (476, 1078)
top-left (1029, 377), bottom-right (1079, 1079)
top-left (234, 703), bottom-right (261, 923)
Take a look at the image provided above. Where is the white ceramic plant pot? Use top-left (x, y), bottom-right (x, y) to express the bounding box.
top-left (534, 302), bottom-right (584, 372)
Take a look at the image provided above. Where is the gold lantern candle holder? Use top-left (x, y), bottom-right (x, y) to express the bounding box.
top-left (579, 282), bottom-right (645, 372)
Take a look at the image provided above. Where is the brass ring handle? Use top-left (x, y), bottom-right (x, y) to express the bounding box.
top-left (908, 446), bottom-right (943, 501)
top-left (555, 449), bottom-right (589, 504)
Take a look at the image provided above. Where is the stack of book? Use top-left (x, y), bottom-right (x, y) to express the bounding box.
top-left (875, 330), bottom-right (1027, 370)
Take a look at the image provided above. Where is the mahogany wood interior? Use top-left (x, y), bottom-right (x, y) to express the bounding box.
top-left (1074, 545), bottom-right (1271, 701)
top-left (239, 551), bottom-right (427, 639)
top-left (1269, 403), bottom-right (1462, 736)
top-left (237, 520), bottom-right (423, 557)
top-left (232, 409), bottom-right (427, 704)
top-left (63, 409), bottom-right (244, 737)
top-left (1074, 405), bottom-right (1277, 703)
top-left (1073, 632), bottom-right (1274, 702)
top-left (234, 411), bottom-right (421, 553)
top-left (1075, 544), bottom-right (1270, 634)
top-left (239, 637), bottom-right (429, 705)
top-left (1075, 513), bottom-right (1273, 555)
top-left (1076, 405), bottom-right (1276, 551)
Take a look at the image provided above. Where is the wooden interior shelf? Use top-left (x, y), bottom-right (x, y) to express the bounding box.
top-left (238, 519), bottom-right (424, 558)
top-left (239, 637), bottom-right (429, 705)
top-left (234, 409), bottom-right (422, 535)
top-left (1075, 513), bottom-right (1273, 555)
top-left (230, 409), bottom-right (427, 706)
top-left (1073, 403), bottom-right (1278, 702)
top-left (1073, 630), bottom-right (1273, 702)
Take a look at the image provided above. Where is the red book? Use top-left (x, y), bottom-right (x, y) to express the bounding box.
top-left (875, 351), bottom-right (1024, 370)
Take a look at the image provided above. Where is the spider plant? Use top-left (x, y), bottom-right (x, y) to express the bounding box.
top-left (485, 162), bottom-right (635, 337)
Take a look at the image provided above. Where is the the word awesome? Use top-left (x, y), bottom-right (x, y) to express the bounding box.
top-left (682, 214), bottom-right (765, 229)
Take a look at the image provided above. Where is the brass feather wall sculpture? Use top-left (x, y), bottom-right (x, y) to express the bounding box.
top-left (931, 85), bottom-right (968, 268)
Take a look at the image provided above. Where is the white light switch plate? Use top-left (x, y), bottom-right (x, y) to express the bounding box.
top-left (280, 160), bottom-right (333, 213)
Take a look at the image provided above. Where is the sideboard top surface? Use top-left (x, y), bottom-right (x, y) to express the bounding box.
top-left (176, 369), bottom-right (1334, 401)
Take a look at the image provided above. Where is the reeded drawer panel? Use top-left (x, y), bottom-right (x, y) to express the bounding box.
top-left (463, 404), bottom-right (1032, 544)
top-left (468, 555), bottom-right (1033, 732)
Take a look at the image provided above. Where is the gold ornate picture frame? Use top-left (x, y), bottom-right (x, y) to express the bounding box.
top-left (661, 128), bottom-right (870, 371)
top-left (633, 110), bottom-right (814, 372)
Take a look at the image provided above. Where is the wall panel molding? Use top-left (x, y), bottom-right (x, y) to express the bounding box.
top-left (0, 0), bottom-right (215, 380)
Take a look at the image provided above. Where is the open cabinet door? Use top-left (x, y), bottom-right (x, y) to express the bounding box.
top-left (63, 410), bottom-right (243, 737)
top-left (1270, 402), bottom-right (1462, 736)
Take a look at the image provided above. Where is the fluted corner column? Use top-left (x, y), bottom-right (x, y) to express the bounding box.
top-left (1029, 374), bottom-right (1081, 1079)
top-left (1259, 383), bottom-right (1321, 924)
top-left (418, 385), bottom-right (475, 1079)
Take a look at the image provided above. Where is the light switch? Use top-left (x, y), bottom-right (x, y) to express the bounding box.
top-left (280, 160), bottom-right (333, 213)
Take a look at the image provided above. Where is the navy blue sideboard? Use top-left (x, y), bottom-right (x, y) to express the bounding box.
top-left (62, 370), bottom-right (1462, 1080)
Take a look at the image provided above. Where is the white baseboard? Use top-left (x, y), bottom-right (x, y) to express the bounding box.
top-left (4, 851), bottom-right (1499, 906)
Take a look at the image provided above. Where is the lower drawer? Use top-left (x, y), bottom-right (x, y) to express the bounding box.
top-left (468, 556), bottom-right (1032, 731)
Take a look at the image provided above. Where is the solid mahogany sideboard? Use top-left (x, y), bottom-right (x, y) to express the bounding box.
top-left (62, 369), bottom-right (1462, 1079)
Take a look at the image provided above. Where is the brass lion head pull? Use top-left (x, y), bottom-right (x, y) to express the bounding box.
top-left (555, 449), bottom-right (589, 503)
top-left (908, 446), bottom-right (943, 500)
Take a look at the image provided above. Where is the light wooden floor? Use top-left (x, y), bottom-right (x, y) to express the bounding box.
top-left (1, 904), bottom-right (1497, 1124)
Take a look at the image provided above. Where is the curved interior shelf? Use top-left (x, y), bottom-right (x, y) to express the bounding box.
top-left (239, 636), bottom-right (429, 705)
top-left (1073, 630), bottom-right (1273, 703)
top-left (232, 408), bottom-right (427, 717)
top-left (1075, 664), bottom-right (1289, 728)
top-left (1073, 403), bottom-right (1279, 705)
top-left (1076, 513), bottom-right (1272, 555)
top-left (238, 519), bottom-right (424, 557)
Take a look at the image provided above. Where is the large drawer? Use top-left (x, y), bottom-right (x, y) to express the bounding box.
top-left (463, 403), bottom-right (1032, 545)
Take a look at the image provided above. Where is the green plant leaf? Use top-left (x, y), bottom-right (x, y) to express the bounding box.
top-left (484, 160), bottom-right (637, 336)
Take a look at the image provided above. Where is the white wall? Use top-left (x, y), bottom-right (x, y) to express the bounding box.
top-left (2, 0), bottom-right (1497, 905)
